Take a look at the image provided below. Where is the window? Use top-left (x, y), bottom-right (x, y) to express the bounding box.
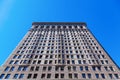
top-left (50, 55), bottom-right (53, 58)
top-left (55, 74), bottom-right (59, 78)
top-left (47, 74), bottom-right (51, 78)
top-left (74, 73), bottom-right (78, 78)
top-left (24, 60), bottom-right (28, 64)
top-left (78, 60), bottom-right (81, 64)
top-left (19, 74), bottom-right (24, 79)
top-left (35, 66), bottom-right (39, 71)
top-left (18, 55), bottom-right (22, 59)
top-left (23, 66), bottom-right (28, 71)
top-left (49, 60), bottom-right (52, 64)
top-left (58, 60), bottom-right (61, 64)
top-left (9, 60), bottom-right (14, 64)
top-left (82, 73), bottom-right (86, 78)
top-left (66, 55), bottom-right (69, 58)
top-left (67, 60), bottom-right (70, 64)
top-left (97, 66), bottom-right (101, 71)
top-left (18, 66), bottom-right (22, 71)
top-left (77, 55), bottom-right (79, 58)
top-left (43, 66), bottom-right (47, 71)
top-left (73, 66), bottom-right (76, 71)
top-left (61, 66), bottom-right (64, 71)
top-left (45, 55), bottom-right (49, 58)
top-left (55, 66), bottom-right (59, 71)
top-left (5, 74), bottom-right (10, 79)
top-left (101, 60), bottom-right (104, 64)
top-left (72, 60), bottom-right (75, 64)
top-left (101, 74), bottom-right (105, 79)
top-left (0, 74), bottom-right (5, 79)
top-left (27, 74), bottom-right (32, 79)
top-left (114, 74), bottom-right (119, 79)
top-left (88, 73), bottom-right (91, 78)
top-left (13, 55), bottom-right (17, 59)
top-left (83, 60), bottom-right (86, 64)
top-left (10, 66), bottom-right (15, 71)
top-left (4, 66), bottom-right (10, 72)
top-left (35, 55), bottom-right (38, 59)
top-left (85, 66), bottom-right (88, 71)
top-left (69, 74), bottom-right (72, 78)
top-left (81, 55), bottom-right (84, 58)
top-left (44, 60), bottom-right (48, 64)
top-left (104, 66), bottom-right (108, 71)
top-left (33, 74), bottom-right (37, 79)
top-left (101, 55), bottom-right (104, 58)
top-left (33, 60), bottom-right (36, 64)
top-left (17, 50), bottom-right (20, 53)
top-left (61, 74), bottom-right (64, 78)
top-left (41, 74), bottom-right (45, 78)
top-left (68, 66), bottom-right (71, 71)
top-left (105, 60), bottom-right (108, 64)
top-left (80, 66), bottom-right (83, 71)
top-left (95, 74), bottom-right (99, 78)
top-left (48, 66), bottom-right (52, 71)
top-left (30, 66), bottom-right (34, 71)
top-left (14, 60), bottom-right (19, 64)
top-left (92, 66), bottom-right (96, 71)
top-left (109, 66), bottom-right (114, 71)
top-left (35, 25), bottom-right (38, 28)
top-left (109, 74), bottom-right (113, 79)
top-left (13, 74), bottom-right (18, 79)
top-left (38, 60), bottom-right (41, 64)
top-left (71, 55), bottom-right (73, 58)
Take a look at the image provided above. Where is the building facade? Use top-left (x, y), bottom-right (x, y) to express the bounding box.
top-left (0, 22), bottom-right (120, 80)
top-left (0, 66), bottom-right (3, 75)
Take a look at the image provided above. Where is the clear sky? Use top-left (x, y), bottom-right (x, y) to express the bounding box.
top-left (0, 0), bottom-right (120, 67)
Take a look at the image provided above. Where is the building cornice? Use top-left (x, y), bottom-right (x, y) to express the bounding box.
top-left (32, 22), bottom-right (87, 26)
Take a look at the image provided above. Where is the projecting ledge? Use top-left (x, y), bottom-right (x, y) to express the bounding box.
top-left (32, 22), bottom-right (87, 26)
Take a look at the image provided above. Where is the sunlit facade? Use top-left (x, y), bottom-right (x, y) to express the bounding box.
top-left (0, 22), bottom-right (120, 80)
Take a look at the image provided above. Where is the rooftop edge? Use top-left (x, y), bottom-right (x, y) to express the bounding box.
top-left (32, 22), bottom-right (87, 26)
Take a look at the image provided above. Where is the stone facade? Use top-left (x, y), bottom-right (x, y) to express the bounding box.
top-left (0, 22), bottom-right (120, 80)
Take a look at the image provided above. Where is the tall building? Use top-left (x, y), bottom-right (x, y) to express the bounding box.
top-left (0, 22), bottom-right (120, 80)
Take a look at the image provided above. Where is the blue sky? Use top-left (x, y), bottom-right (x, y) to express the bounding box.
top-left (0, 0), bottom-right (120, 67)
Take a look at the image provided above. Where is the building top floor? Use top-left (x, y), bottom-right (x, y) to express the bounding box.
top-left (31, 22), bottom-right (87, 29)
